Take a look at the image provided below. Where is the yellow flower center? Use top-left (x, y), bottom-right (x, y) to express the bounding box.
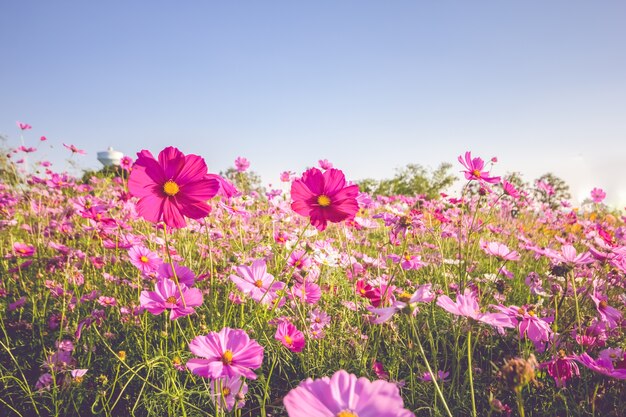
top-left (163, 180), bottom-right (180, 196)
top-left (599, 300), bottom-right (608, 309)
top-left (140, 255), bottom-right (149, 263)
top-left (165, 296), bottom-right (177, 304)
top-left (222, 387), bottom-right (231, 397)
top-left (254, 280), bottom-right (263, 288)
top-left (284, 335), bottom-right (293, 346)
top-left (336, 411), bottom-right (359, 417)
top-left (398, 291), bottom-right (412, 303)
top-left (222, 350), bottom-right (234, 365)
top-left (317, 194), bottom-right (331, 207)
top-left (472, 169), bottom-right (481, 178)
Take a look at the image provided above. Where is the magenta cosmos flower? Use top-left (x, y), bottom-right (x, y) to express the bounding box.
top-left (283, 369), bottom-right (415, 417)
top-left (139, 279), bottom-right (203, 320)
top-left (186, 327), bottom-right (264, 380)
top-left (128, 146), bottom-right (219, 229)
top-left (457, 151), bottom-right (500, 184)
top-left (291, 167), bottom-right (359, 231)
top-left (275, 322), bottom-right (306, 352)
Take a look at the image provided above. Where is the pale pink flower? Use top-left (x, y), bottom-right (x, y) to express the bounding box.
top-left (480, 240), bottom-right (520, 261)
top-left (283, 370), bottom-right (415, 417)
top-left (17, 121), bottom-right (32, 130)
top-left (436, 289), bottom-right (515, 329)
top-left (229, 259), bottom-right (285, 305)
top-left (128, 246), bottom-right (161, 274)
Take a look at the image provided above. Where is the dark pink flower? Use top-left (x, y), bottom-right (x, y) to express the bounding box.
top-left (291, 167), bottom-right (359, 231)
top-left (457, 151), bottom-right (500, 184)
top-left (283, 369), bottom-right (415, 417)
top-left (13, 242), bottom-right (35, 257)
top-left (541, 351), bottom-right (580, 388)
top-left (275, 322), bottom-right (306, 352)
top-left (128, 147), bottom-right (219, 229)
top-left (63, 143), bottom-right (86, 155)
top-left (17, 121), bottom-right (31, 130)
top-left (576, 352), bottom-right (626, 380)
top-left (186, 327), bottom-right (264, 380)
top-left (139, 279), bottom-right (203, 320)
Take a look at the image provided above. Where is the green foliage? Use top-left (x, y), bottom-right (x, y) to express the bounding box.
top-left (533, 172), bottom-right (571, 208)
top-left (358, 162), bottom-right (457, 198)
top-left (81, 165), bottom-right (124, 183)
top-left (222, 167), bottom-right (265, 196)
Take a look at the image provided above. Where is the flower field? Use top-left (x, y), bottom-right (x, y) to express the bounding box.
top-left (1, 143), bottom-right (625, 417)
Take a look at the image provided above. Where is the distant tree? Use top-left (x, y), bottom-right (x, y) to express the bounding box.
top-left (222, 167), bottom-right (264, 196)
top-left (533, 173), bottom-right (571, 208)
top-left (357, 163), bottom-right (456, 198)
top-left (0, 134), bottom-right (21, 185)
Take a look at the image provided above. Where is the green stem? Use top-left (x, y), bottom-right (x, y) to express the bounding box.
top-left (468, 330), bottom-right (477, 417)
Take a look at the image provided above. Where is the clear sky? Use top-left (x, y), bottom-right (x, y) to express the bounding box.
top-left (2, 1), bottom-right (626, 206)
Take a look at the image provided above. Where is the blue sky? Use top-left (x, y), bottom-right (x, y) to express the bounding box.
top-left (2, 1), bottom-right (626, 206)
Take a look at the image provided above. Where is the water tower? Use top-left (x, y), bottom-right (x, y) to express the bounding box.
top-left (97, 147), bottom-right (124, 167)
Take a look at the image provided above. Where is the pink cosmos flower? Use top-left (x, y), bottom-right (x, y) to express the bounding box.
top-left (590, 187), bottom-right (606, 203)
top-left (13, 242), bottom-right (35, 257)
top-left (128, 246), bottom-right (161, 274)
top-left (576, 351), bottom-right (626, 379)
top-left (590, 280), bottom-right (623, 329)
top-left (502, 180), bottom-right (520, 199)
top-left (17, 121), bottom-right (32, 130)
top-left (275, 322), bottom-right (306, 352)
top-left (280, 171), bottom-right (295, 182)
top-left (40, 136), bottom-right (47, 141)
top-left (63, 143), bottom-right (86, 155)
top-left (283, 369), bottom-right (415, 417)
top-left (368, 285), bottom-right (435, 324)
top-left (234, 157), bottom-right (250, 172)
top-left (494, 305), bottom-right (553, 350)
top-left (120, 156), bottom-right (133, 171)
top-left (207, 173), bottom-right (240, 198)
top-left (229, 259), bottom-right (285, 305)
top-left (139, 278), bottom-right (203, 320)
top-left (436, 289), bottom-right (515, 329)
top-left (540, 352), bottom-right (580, 388)
top-left (157, 261), bottom-right (196, 287)
top-left (128, 147), bottom-right (219, 229)
top-left (480, 240), bottom-right (520, 261)
top-left (318, 159), bottom-right (333, 170)
top-left (457, 151), bottom-right (500, 184)
top-left (290, 281), bottom-right (321, 305)
top-left (209, 376), bottom-right (248, 412)
top-left (419, 370), bottom-right (450, 383)
top-left (291, 167), bottom-right (359, 231)
top-left (186, 327), bottom-right (264, 380)
top-left (546, 244), bottom-right (593, 265)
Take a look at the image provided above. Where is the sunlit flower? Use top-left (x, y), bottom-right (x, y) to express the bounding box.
top-left (210, 376), bottom-right (248, 412)
top-left (139, 278), bottom-right (203, 320)
top-left (229, 259), bottom-right (285, 305)
top-left (275, 321), bottom-right (306, 352)
top-left (437, 289), bottom-right (515, 329)
top-left (457, 151), bottom-right (500, 184)
top-left (283, 369), bottom-right (415, 417)
top-left (128, 146), bottom-right (219, 228)
top-left (186, 327), bottom-right (264, 380)
top-left (291, 167), bottom-right (359, 231)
